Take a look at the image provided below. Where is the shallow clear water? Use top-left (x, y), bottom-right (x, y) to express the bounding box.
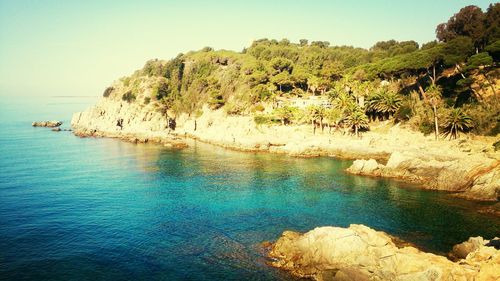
top-left (0, 96), bottom-right (499, 280)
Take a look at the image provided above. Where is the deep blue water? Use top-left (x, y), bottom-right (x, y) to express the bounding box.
top-left (0, 96), bottom-right (499, 280)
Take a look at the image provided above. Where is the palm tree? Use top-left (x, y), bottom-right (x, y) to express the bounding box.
top-left (316, 106), bottom-right (326, 132)
top-left (345, 109), bottom-right (369, 137)
top-left (332, 92), bottom-right (356, 113)
top-left (366, 89), bottom-right (402, 120)
top-left (441, 108), bottom-right (473, 140)
top-left (424, 85), bottom-right (442, 140)
top-left (325, 108), bottom-right (343, 133)
top-left (305, 105), bottom-right (316, 135)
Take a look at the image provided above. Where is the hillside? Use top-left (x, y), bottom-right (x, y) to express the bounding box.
top-left (99, 4), bottom-right (500, 139)
top-left (72, 4), bottom-right (500, 203)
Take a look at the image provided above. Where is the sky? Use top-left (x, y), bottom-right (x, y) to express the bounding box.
top-left (0, 0), bottom-right (494, 97)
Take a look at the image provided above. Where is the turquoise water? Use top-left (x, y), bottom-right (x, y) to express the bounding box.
top-left (1, 96), bottom-right (499, 280)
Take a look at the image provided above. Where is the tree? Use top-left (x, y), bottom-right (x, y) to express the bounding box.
top-left (483, 3), bottom-right (500, 45)
top-left (466, 52), bottom-right (493, 70)
top-left (315, 106), bottom-right (326, 132)
top-left (332, 92), bottom-right (356, 113)
top-left (420, 85), bottom-right (442, 140)
top-left (325, 108), bottom-right (343, 133)
top-left (366, 89), bottom-right (402, 120)
top-left (436, 5), bottom-right (485, 51)
top-left (305, 105), bottom-right (325, 134)
top-left (307, 75), bottom-right (320, 94)
top-left (299, 39), bottom-right (309, 46)
top-left (320, 61), bottom-right (344, 81)
top-left (270, 71), bottom-right (293, 92)
top-left (485, 40), bottom-right (500, 61)
top-left (273, 106), bottom-right (296, 125)
top-left (442, 36), bottom-right (475, 66)
top-left (311, 41), bottom-right (330, 48)
top-left (441, 108), bottom-right (473, 139)
top-left (345, 109), bottom-right (369, 137)
top-left (269, 57), bottom-right (294, 74)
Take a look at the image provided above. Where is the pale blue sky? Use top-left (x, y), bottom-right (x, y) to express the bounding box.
top-left (0, 0), bottom-right (493, 97)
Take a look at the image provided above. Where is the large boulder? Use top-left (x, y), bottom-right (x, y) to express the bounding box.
top-left (346, 159), bottom-right (380, 175)
top-left (461, 164), bottom-right (500, 201)
top-left (450, 237), bottom-right (486, 260)
top-left (269, 224), bottom-right (500, 281)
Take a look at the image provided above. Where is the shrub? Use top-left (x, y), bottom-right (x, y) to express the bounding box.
top-left (225, 102), bottom-right (244, 115)
top-left (122, 91), bottom-right (136, 103)
top-left (464, 102), bottom-right (500, 136)
top-left (254, 115), bottom-right (270, 125)
top-left (252, 104), bottom-right (265, 112)
top-left (419, 120), bottom-right (434, 136)
top-left (394, 103), bottom-right (413, 122)
top-left (207, 90), bottom-right (225, 109)
top-left (103, 86), bottom-right (114, 97)
top-left (493, 140), bottom-right (500, 151)
top-left (144, 97), bottom-right (151, 104)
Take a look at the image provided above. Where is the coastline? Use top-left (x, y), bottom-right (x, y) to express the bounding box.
top-left (71, 98), bottom-right (500, 203)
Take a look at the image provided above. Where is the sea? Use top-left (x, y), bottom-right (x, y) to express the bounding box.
top-left (0, 95), bottom-right (498, 280)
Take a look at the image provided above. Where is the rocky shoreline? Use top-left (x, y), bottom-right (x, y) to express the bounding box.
top-left (267, 224), bottom-right (499, 281)
top-left (71, 97), bottom-right (500, 202)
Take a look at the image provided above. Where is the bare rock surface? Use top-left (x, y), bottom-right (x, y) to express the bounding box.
top-left (269, 225), bottom-right (500, 281)
top-left (32, 121), bottom-right (62, 127)
top-left (71, 97), bottom-right (187, 148)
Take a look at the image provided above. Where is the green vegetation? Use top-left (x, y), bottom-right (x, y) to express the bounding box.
top-left (104, 4), bottom-right (498, 139)
top-left (103, 86), bottom-right (114, 97)
top-left (441, 108), bottom-right (473, 139)
top-left (121, 91), bottom-right (136, 103)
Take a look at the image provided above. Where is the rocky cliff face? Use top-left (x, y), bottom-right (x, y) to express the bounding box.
top-left (268, 225), bottom-right (500, 281)
top-left (71, 97), bottom-right (186, 147)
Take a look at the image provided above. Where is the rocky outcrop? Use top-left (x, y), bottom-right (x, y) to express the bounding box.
top-left (346, 152), bottom-right (500, 201)
top-left (71, 97), bottom-right (187, 148)
top-left (268, 225), bottom-right (500, 281)
top-left (32, 121), bottom-right (62, 127)
top-left (346, 159), bottom-right (382, 175)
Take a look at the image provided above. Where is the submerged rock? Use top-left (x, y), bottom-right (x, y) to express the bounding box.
top-left (32, 121), bottom-right (62, 127)
top-left (268, 224), bottom-right (500, 281)
top-left (51, 127), bottom-right (62, 132)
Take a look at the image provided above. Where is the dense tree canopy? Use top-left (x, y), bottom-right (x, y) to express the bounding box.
top-left (106, 3), bottom-right (498, 137)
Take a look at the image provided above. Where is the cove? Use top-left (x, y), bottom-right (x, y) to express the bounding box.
top-left (0, 97), bottom-right (499, 280)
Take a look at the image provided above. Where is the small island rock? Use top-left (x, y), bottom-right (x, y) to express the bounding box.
top-left (32, 121), bottom-right (62, 127)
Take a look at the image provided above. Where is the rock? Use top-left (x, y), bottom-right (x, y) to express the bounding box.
top-left (449, 237), bottom-right (485, 260)
top-left (269, 224), bottom-right (500, 281)
top-left (461, 164), bottom-right (500, 201)
top-left (32, 121), bottom-right (62, 127)
top-left (385, 151), bottom-right (409, 169)
top-left (51, 127), bottom-right (61, 132)
top-left (362, 159), bottom-right (379, 172)
top-left (486, 238), bottom-right (500, 249)
top-left (346, 159), bottom-right (380, 175)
